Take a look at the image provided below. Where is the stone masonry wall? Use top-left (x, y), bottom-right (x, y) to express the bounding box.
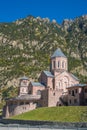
top-left (4, 101), bottom-right (36, 117)
top-left (48, 89), bottom-right (63, 107)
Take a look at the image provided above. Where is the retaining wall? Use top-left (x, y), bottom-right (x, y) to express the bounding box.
top-left (0, 119), bottom-right (87, 129)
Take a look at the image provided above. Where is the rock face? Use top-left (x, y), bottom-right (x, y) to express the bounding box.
top-left (62, 19), bottom-right (73, 30)
top-left (0, 15), bottom-right (87, 89)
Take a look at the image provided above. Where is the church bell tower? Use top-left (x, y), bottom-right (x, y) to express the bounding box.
top-left (50, 48), bottom-right (68, 74)
top-left (19, 76), bottom-right (29, 96)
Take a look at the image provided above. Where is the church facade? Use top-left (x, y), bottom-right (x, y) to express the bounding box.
top-left (3, 48), bottom-right (87, 118)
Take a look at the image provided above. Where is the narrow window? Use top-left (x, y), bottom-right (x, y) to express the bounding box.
top-left (75, 89), bottom-right (78, 93)
top-left (69, 90), bottom-right (71, 94)
top-left (85, 99), bottom-right (87, 103)
top-left (62, 61), bottom-right (64, 68)
top-left (65, 63), bottom-right (66, 69)
top-left (69, 100), bottom-right (71, 104)
top-left (58, 61), bottom-right (60, 68)
top-left (85, 89), bottom-right (87, 93)
top-left (72, 90), bottom-right (75, 96)
top-left (53, 61), bottom-right (55, 68)
top-left (59, 82), bottom-right (60, 87)
top-left (74, 99), bottom-right (77, 103)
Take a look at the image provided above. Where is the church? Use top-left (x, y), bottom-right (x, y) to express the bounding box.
top-left (3, 48), bottom-right (87, 118)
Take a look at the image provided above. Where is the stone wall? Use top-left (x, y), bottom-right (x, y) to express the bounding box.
top-left (40, 89), bottom-right (48, 107)
top-left (48, 89), bottom-right (63, 107)
top-left (0, 119), bottom-right (87, 129)
top-left (3, 101), bottom-right (36, 118)
top-left (67, 85), bottom-right (87, 106)
top-left (39, 71), bottom-right (47, 86)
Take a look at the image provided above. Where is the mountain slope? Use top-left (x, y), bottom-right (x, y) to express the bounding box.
top-left (0, 15), bottom-right (87, 89)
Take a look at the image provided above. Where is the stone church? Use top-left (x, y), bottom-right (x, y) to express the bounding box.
top-left (3, 48), bottom-right (86, 118)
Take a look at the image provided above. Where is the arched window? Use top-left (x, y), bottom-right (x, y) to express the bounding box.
top-left (58, 61), bottom-right (60, 68)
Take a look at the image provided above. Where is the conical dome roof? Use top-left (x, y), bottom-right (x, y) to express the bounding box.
top-left (51, 48), bottom-right (66, 58)
top-left (20, 76), bottom-right (29, 80)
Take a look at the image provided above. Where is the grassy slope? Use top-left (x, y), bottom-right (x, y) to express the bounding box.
top-left (11, 106), bottom-right (87, 122)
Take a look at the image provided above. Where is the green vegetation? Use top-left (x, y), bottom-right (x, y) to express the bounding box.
top-left (1, 86), bottom-right (18, 99)
top-left (11, 106), bottom-right (87, 122)
top-left (0, 15), bottom-right (86, 102)
top-left (0, 86), bottom-right (18, 110)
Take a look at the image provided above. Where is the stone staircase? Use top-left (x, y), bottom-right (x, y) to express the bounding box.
top-left (57, 92), bottom-right (68, 106)
top-left (59, 97), bottom-right (68, 106)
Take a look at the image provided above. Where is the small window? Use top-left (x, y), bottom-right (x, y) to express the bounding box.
top-left (62, 61), bottom-right (64, 68)
top-left (85, 99), bottom-right (87, 103)
top-left (23, 107), bottom-right (26, 110)
top-left (85, 89), bottom-right (87, 93)
top-left (69, 90), bottom-right (71, 94)
top-left (75, 89), bottom-right (78, 93)
top-left (20, 102), bottom-right (24, 105)
top-left (22, 88), bottom-right (24, 92)
top-left (37, 90), bottom-right (41, 95)
top-left (59, 82), bottom-right (60, 88)
top-left (58, 61), bottom-right (60, 68)
top-left (65, 63), bottom-right (66, 69)
top-left (29, 91), bottom-right (31, 94)
top-left (74, 99), bottom-right (77, 103)
top-left (69, 99), bottom-right (71, 104)
top-left (25, 102), bottom-right (29, 104)
top-left (72, 90), bottom-right (75, 96)
top-left (53, 61), bottom-right (56, 68)
top-left (53, 92), bottom-right (55, 96)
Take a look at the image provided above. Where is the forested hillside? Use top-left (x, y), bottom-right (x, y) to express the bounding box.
top-left (0, 15), bottom-right (87, 92)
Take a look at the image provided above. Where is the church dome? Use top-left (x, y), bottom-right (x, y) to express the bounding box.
top-left (51, 48), bottom-right (66, 58)
top-left (19, 76), bottom-right (29, 80)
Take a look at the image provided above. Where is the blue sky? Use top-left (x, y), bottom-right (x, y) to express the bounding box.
top-left (0, 0), bottom-right (87, 23)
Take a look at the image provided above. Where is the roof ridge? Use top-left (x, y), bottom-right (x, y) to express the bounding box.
top-left (31, 82), bottom-right (45, 87)
top-left (43, 70), bottom-right (54, 77)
